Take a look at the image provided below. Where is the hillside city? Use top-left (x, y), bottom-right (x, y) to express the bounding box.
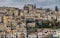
top-left (0, 4), bottom-right (60, 38)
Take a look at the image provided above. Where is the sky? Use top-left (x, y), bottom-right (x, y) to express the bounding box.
top-left (0, 0), bottom-right (60, 10)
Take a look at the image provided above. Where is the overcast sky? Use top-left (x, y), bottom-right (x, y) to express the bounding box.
top-left (0, 0), bottom-right (60, 10)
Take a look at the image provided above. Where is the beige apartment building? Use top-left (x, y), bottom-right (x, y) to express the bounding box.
top-left (0, 4), bottom-right (59, 38)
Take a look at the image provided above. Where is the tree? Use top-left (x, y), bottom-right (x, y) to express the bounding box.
top-left (55, 6), bottom-right (58, 11)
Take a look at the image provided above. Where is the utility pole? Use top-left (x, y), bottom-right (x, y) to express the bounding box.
top-left (26, 21), bottom-right (28, 38)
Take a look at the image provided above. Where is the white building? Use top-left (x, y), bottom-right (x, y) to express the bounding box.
top-left (18, 28), bottom-right (27, 38)
top-left (57, 30), bottom-right (60, 38)
top-left (28, 32), bottom-right (37, 38)
top-left (38, 32), bottom-right (43, 38)
top-left (5, 33), bottom-right (16, 38)
top-left (52, 30), bottom-right (58, 38)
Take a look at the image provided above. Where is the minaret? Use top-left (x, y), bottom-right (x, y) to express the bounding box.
top-left (55, 6), bottom-right (58, 12)
top-left (34, 4), bottom-right (36, 9)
